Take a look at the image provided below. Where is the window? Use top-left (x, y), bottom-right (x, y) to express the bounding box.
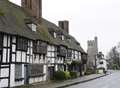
top-left (17, 37), bottom-right (28, 51)
top-left (99, 61), bottom-right (103, 64)
top-left (57, 46), bottom-right (67, 57)
top-left (33, 41), bottom-right (47, 54)
top-left (15, 64), bottom-right (22, 80)
top-left (29, 64), bottom-right (44, 77)
top-left (67, 49), bottom-right (72, 58)
top-left (28, 23), bottom-right (37, 32)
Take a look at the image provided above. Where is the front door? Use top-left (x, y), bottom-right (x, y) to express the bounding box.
top-left (48, 67), bottom-right (55, 80)
top-left (24, 64), bottom-right (29, 84)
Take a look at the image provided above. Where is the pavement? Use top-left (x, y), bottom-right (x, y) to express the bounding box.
top-left (27, 73), bottom-right (108, 88)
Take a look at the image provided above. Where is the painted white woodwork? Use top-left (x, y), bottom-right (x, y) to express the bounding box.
top-left (7, 49), bottom-right (10, 62)
top-left (12, 45), bottom-right (16, 52)
top-left (1, 68), bottom-right (9, 77)
top-left (0, 79), bottom-right (8, 88)
top-left (16, 51), bottom-right (21, 62)
top-left (3, 35), bottom-right (7, 47)
top-left (2, 49), bottom-right (7, 63)
top-left (8, 36), bottom-right (10, 47)
top-left (22, 52), bottom-right (26, 62)
top-left (12, 54), bottom-right (16, 62)
top-left (12, 36), bottom-right (16, 43)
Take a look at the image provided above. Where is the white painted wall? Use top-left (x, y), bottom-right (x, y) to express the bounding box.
top-left (0, 65), bottom-right (9, 88)
top-left (97, 59), bottom-right (107, 71)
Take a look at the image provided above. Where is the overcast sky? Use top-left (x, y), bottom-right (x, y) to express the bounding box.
top-left (10, 0), bottom-right (120, 55)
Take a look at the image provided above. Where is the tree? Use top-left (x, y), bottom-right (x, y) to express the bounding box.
top-left (107, 46), bottom-right (120, 69)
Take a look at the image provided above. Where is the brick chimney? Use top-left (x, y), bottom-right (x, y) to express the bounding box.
top-left (21, 0), bottom-right (42, 20)
top-left (58, 21), bottom-right (69, 33)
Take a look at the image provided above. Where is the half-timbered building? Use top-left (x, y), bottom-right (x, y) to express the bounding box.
top-left (0, 0), bottom-right (87, 87)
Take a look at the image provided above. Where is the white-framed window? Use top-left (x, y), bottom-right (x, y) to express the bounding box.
top-left (28, 23), bottom-right (37, 32)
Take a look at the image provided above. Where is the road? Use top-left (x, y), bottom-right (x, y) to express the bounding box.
top-left (66, 71), bottom-right (120, 88)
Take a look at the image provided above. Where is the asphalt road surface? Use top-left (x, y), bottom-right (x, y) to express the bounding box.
top-left (66, 71), bottom-right (120, 88)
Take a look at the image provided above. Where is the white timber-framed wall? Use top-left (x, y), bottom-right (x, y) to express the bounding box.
top-left (0, 33), bottom-right (48, 88)
top-left (46, 44), bottom-right (57, 80)
top-left (0, 33), bottom-right (11, 88)
top-left (0, 33), bottom-right (84, 88)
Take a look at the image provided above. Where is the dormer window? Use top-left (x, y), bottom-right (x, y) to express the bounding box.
top-left (28, 23), bottom-right (37, 32)
top-left (53, 32), bottom-right (57, 38)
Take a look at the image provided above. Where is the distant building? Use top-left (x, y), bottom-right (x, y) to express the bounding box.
top-left (87, 37), bottom-right (98, 69)
top-left (96, 52), bottom-right (107, 73)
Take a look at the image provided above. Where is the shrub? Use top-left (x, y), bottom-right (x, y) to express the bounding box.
top-left (112, 64), bottom-right (120, 70)
top-left (70, 71), bottom-right (78, 78)
top-left (54, 71), bottom-right (66, 80)
top-left (0, 9), bottom-right (4, 16)
top-left (64, 71), bottom-right (71, 79)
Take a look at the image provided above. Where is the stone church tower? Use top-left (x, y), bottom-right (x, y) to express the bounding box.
top-left (87, 37), bottom-right (98, 69)
top-left (21, 0), bottom-right (42, 19)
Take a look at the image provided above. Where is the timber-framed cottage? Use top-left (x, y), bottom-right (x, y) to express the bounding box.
top-left (0, 0), bottom-right (87, 87)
